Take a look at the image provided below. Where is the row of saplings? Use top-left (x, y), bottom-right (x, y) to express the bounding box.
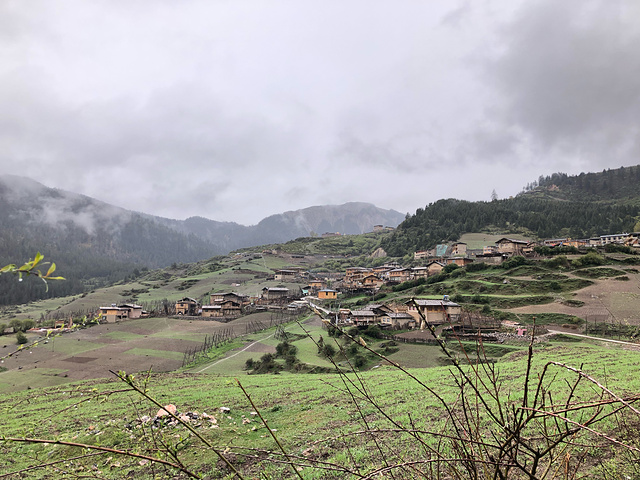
top-left (244, 325), bottom-right (400, 374)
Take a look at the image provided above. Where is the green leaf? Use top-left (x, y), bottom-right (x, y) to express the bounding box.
top-left (46, 263), bottom-right (57, 277)
top-left (33, 252), bottom-right (44, 266)
top-left (0, 264), bottom-right (16, 273)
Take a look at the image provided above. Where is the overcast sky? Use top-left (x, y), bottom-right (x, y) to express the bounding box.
top-left (1, 0), bottom-right (638, 224)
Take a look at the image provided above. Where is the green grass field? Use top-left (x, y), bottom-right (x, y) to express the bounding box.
top-left (38, 338), bottom-right (104, 356)
top-left (2, 341), bottom-right (640, 479)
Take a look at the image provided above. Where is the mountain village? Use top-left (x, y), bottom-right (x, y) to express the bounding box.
top-left (97, 230), bottom-right (640, 330)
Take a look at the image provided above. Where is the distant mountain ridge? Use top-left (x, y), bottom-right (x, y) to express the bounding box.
top-left (0, 175), bottom-right (404, 304)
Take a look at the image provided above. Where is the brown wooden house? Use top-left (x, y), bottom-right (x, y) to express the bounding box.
top-left (262, 287), bottom-right (290, 301)
top-left (351, 309), bottom-right (379, 326)
top-left (406, 299), bottom-right (461, 326)
top-left (201, 305), bottom-right (223, 318)
top-left (361, 274), bottom-right (384, 289)
top-left (444, 257), bottom-right (473, 267)
top-left (175, 297), bottom-right (200, 316)
top-left (210, 292), bottom-right (248, 305)
top-left (380, 312), bottom-right (416, 329)
top-left (274, 269), bottom-right (297, 281)
top-left (98, 304), bottom-right (145, 323)
top-left (425, 261), bottom-right (445, 276)
top-left (219, 300), bottom-right (242, 316)
top-left (308, 280), bottom-right (326, 292)
top-left (99, 305), bottom-right (130, 323)
top-left (388, 268), bottom-right (411, 283)
top-left (318, 289), bottom-right (338, 300)
top-left (495, 238), bottom-right (529, 256)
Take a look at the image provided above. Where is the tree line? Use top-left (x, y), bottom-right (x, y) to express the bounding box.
top-left (381, 191), bottom-right (640, 256)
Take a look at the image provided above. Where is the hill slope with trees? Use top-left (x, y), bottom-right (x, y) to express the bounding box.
top-left (0, 176), bottom-right (403, 305)
top-left (381, 165), bottom-right (640, 257)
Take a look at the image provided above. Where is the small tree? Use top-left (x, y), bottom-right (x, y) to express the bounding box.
top-left (319, 343), bottom-right (336, 358)
top-left (21, 319), bottom-right (35, 331)
top-left (16, 331), bottom-right (28, 345)
top-left (10, 319), bottom-right (24, 333)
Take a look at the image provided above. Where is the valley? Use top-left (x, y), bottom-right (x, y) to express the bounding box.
top-left (2, 166), bottom-right (640, 478)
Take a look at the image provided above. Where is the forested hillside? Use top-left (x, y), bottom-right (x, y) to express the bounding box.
top-left (381, 166), bottom-right (640, 257)
top-left (0, 176), bottom-right (403, 305)
top-left (523, 165), bottom-right (640, 202)
top-left (0, 212), bottom-right (216, 305)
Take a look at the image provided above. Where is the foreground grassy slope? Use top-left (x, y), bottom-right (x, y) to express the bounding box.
top-left (1, 340), bottom-right (640, 479)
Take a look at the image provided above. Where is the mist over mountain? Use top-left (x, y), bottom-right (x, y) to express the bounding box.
top-left (0, 175), bottom-right (404, 304)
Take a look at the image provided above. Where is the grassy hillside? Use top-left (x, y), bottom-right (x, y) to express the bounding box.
top-left (2, 337), bottom-right (640, 478)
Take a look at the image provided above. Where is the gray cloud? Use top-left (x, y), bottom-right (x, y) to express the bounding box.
top-left (0, 1), bottom-right (636, 224)
top-left (474, 0), bottom-right (640, 169)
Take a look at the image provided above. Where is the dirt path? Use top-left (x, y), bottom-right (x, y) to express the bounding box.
top-left (194, 333), bottom-right (275, 373)
top-left (547, 329), bottom-right (640, 348)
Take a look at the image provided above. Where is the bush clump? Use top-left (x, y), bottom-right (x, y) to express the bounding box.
top-left (16, 331), bottom-right (28, 345)
top-left (572, 252), bottom-right (605, 268)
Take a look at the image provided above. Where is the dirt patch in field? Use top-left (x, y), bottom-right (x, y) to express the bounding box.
top-left (0, 313), bottom-right (283, 390)
top-left (506, 270), bottom-right (640, 325)
top-left (304, 315), bottom-right (325, 327)
top-left (63, 356), bottom-right (97, 363)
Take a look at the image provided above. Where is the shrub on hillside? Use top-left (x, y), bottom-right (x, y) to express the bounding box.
top-left (21, 319), bottom-right (35, 331)
top-left (362, 325), bottom-right (383, 339)
top-left (449, 267), bottom-right (466, 278)
top-left (320, 343), bottom-right (336, 358)
top-left (572, 252), bottom-right (605, 268)
top-left (275, 341), bottom-right (297, 357)
top-left (16, 331), bottom-right (28, 344)
top-left (392, 277), bottom-right (426, 292)
top-left (604, 243), bottom-right (636, 254)
top-left (543, 255), bottom-right (571, 269)
top-left (501, 256), bottom-right (528, 269)
top-left (426, 273), bottom-right (446, 284)
top-left (353, 355), bottom-right (366, 368)
top-left (327, 325), bottom-right (341, 338)
top-left (443, 263), bottom-right (459, 274)
top-left (466, 262), bottom-right (489, 272)
top-left (534, 245), bottom-right (579, 256)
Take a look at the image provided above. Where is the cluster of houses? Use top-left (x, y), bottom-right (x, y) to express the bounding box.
top-left (417, 233), bottom-right (640, 263)
top-left (176, 287), bottom-right (299, 318)
top-left (334, 298), bottom-right (461, 329)
top-left (98, 303), bottom-right (148, 323)
top-left (98, 287), bottom-right (299, 324)
top-left (97, 231), bottom-right (639, 325)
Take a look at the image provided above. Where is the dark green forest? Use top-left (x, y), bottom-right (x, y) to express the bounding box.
top-left (381, 166), bottom-right (640, 257)
top-left (0, 214), bottom-right (217, 306)
top-left (523, 165), bottom-right (640, 201)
